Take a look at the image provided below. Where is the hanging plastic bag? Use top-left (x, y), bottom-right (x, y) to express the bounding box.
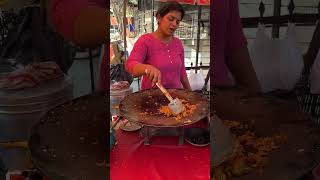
top-left (188, 69), bottom-right (205, 91)
top-left (110, 63), bottom-right (133, 85)
top-left (206, 77), bottom-right (210, 91)
top-left (250, 23), bottom-right (303, 92)
top-left (250, 24), bottom-right (278, 92)
top-left (310, 50), bottom-right (320, 94)
top-left (278, 23), bottom-right (304, 90)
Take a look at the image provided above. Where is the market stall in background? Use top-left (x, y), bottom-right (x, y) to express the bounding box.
top-left (109, 0), bottom-right (211, 180)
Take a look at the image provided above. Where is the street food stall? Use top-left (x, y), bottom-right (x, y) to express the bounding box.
top-left (22, 0), bottom-right (212, 179)
top-left (109, 0), bottom-right (211, 179)
top-left (6, 0), bottom-right (320, 179)
top-left (110, 88), bottom-right (210, 180)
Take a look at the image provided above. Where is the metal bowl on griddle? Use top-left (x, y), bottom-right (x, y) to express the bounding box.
top-left (119, 89), bottom-right (209, 127)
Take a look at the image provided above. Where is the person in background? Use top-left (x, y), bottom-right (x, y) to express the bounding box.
top-left (212, 0), bottom-right (261, 94)
top-left (125, 1), bottom-right (192, 90)
top-left (48, 0), bottom-right (108, 91)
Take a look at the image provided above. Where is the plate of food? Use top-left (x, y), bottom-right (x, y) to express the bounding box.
top-left (119, 119), bottom-right (142, 132)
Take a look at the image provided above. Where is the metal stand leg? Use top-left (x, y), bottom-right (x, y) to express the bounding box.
top-left (89, 49), bottom-right (95, 92)
top-left (207, 114), bottom-right (211, 130)
top-left (178, 127), bottom-right (184, 145)
top-left (137, 77), bottom-right (141, 91)
top-left (144, 126), bottom-right (150, 145)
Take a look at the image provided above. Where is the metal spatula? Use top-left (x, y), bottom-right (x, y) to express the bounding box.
top-left (155, 82), bottom-right (185, 115)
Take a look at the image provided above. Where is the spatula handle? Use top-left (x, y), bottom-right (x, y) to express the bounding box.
top-left (156, 83), bottom-right (173, 102)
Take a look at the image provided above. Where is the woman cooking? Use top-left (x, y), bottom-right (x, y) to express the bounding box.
top-left (125, 1), bottom-right (192, 91)
top-left (49, 0), bottom-right (259, 93)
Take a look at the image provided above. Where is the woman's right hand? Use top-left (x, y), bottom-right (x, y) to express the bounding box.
top-left (144, 65), bottom-right (161, 87)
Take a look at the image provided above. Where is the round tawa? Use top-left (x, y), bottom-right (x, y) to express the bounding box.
top-left (119, 89), bottom-right (209, 127)
top-left (28, 93), bottom-right (107, 180)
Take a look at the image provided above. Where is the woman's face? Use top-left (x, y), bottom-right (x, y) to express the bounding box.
top-left (157, 10), bottom-right (182, 36)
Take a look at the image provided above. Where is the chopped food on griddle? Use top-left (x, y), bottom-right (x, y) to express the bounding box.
top-left (213, 120), bottom-right (287, 179)
top-left (159, 100), bottom-right (197, 120)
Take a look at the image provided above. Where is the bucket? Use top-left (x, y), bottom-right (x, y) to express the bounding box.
top-left (0, 76), bottom-right (73, 141)
top-left (110, 87), bottom-right (133, 116)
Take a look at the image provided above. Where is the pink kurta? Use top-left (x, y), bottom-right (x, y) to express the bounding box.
top-left (126, 34), bottom-right (187, 90)
top-left (212, 0), bottom-right (247, 86)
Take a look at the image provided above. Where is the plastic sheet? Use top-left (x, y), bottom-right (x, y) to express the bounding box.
top-left (110, 129), bottom-right (210, 180)
top-left (110, 64), bottom-right (133, 85)
top-left (188, 70), bottom-right (205, 91)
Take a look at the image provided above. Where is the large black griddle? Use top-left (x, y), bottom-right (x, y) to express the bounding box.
top-left (28, 93), bottom-right (107, 180)
top-left (213, 88), bottom-right (320, 180)
top-left (119, 89), bottom-right (209, 145)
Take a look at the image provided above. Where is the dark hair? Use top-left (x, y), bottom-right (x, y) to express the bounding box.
top-left (156, 1), bottom-right (185, 20)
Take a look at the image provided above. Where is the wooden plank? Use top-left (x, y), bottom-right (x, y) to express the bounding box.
top-left (304, 21), bottom-right (320, 70)
top-left (241, 13), bottom-right (318, 28)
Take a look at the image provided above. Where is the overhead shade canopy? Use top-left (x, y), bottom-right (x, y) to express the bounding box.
top-left (155, 0), bottom-right (210, 5)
